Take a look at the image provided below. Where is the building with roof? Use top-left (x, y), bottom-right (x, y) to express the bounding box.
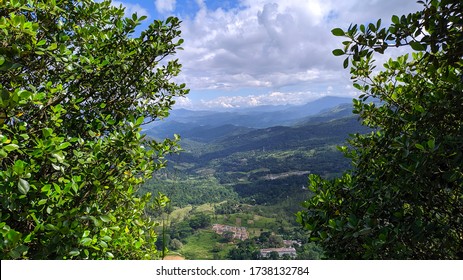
top-left (260, 247), bottom-right (297, 258)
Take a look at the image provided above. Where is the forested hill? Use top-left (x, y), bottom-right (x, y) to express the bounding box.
top-left (181, 114), bottom-right (367, 164)
top-left (142, 101), bottom-right (371, 208)
top-left (143, 96), bottom-right (355, 141)
top-left (140, 98), bottom-right (371, 260)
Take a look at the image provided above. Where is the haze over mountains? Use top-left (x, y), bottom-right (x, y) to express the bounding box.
top-left (141, 96), bottom-right (371, 208)
top-left (140, 94), bottom-right (370, 261)
top-left (143, 96), bottom-right (355, 141)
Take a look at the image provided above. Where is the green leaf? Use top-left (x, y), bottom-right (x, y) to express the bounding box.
top-left (71, 182), bottom-right (78, 193)
top-left (329, 219), bottom-right (336, 228)
top-left (427, 139), bottom-right (435, 149)
top-left (101, 236), bottom-right (112, 242)
top-left (51, 163), bottom-right (61, 170)
top-left (24, 233), bottom-right (33, 243)
top-left (58, 142), bottom-right (71, 150)
top-left (18, 178), bottom-right (30, 195)
top-left (51, 151), bottom-right (65, 163)
top-left (42, 127), bottom-right (53, 137)
top-left (3, 144), bottom-right (19, 152)
top-left (410, 41), bottom-right (426, 51)
top-left (135, 116), bottom-right (144, 126)
top-left (69, 250), bottom-right (80, 256)
top-left (38, 199), bottom-right (47, 205)
top-left (343, 57), bottom-right (349, 69)
top-left (0, 55), bottom-right (4, 66)
top-left (360, 24), bottom-right (365, 33)
top-left (80, 238), bottom-right (92, 246)
top-left (8, 249), bottom-right (21, 259)
top-left (99, 240), bottom-right (108, 248)
top-left (332, 49), bottom-right (345, 56)
top-left (392, 15), bottom-right (399, 24)
top-left (47, 43), bottom-right (58, 51)
top-left (100, 215), bottom-right (111, 223)
top-left (331, 28), bottom-right (345, 36)
top-left (6, 229), bottom-right (21, 243)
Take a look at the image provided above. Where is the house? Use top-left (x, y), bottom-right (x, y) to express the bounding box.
top-left (283, 240), bottom-right (301, 247)
top-left (211, 224), bottom-right (249, 241)
top-left (260, 247), bottom-right (297, 258)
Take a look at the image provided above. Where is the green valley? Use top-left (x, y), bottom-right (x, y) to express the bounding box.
top-left (141, 98), bottom-right (371, 259)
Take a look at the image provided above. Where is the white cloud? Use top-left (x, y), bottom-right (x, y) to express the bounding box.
top-left (155, 0), bottom-right (177, 14)
top-left (171, 0), bottom-right (424, 109)
top-left (195, 90), bottom-right (344, 109)
top-left (172, 94), bottom-right (320, 110)
top-left (178, 2), bottom-right (331, 90)
top-left (174, 96), bottom-right (193, 108)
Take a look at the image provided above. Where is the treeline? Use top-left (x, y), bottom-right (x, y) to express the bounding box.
top-left (142, 175), bottom-right (237, 208)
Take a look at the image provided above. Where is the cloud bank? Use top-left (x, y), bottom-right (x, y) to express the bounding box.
top-left (158, 0), bottom-right (422, 108)
top-left (155, 0), bottom-right (177, 14)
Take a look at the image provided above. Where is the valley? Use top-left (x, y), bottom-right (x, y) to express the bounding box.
top-left (140, 96), bottom-right (371, 259)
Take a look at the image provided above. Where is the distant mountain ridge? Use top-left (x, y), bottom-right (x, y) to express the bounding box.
top-left (144, 101), bottom-right (371, 207)
top-left (143, 96), bottom-right (355, 140)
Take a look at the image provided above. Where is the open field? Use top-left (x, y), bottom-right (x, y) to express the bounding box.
top-left (179, 230), bottom-right (234, 260)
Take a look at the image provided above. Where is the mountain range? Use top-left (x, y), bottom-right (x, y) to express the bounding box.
top-left (142, 96), bottom-right (355, 141)
top-left (139, 96), bottom-right (374, 260)
top-left (141, 96), bottom-right (371, 208)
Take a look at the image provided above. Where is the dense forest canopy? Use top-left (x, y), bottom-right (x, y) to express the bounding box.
top-left (297, 0), bottom-right (463, 259)
top-left (0, 0), bottom-right (188, 259)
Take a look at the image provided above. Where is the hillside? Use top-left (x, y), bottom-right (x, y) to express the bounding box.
top-left (142, 96), bottom-right (354, 139)
top-left (142, 101), bottom-right (370, 208)
top-left (140, 100), bottom-right (371, 259)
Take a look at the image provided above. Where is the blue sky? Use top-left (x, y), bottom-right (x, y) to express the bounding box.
top-left (112, 0), bottom-right (422, 110)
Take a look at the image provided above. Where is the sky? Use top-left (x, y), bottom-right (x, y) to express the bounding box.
top-left (111, 0), bottom-right (423, 110)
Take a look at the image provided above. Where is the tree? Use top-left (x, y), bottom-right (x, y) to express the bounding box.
top-left (222, 231), bottom-right (235, 243)
top-left (188, 213), bottom-right (211, 230)
top-left (169, 238), bottom-right (183, 251)
top-left (170, 221), bottom-right (193, 241)
top-left (227, 239), bottom-right (259, 260)
top-left (0, 0), bottom-right (188, 259)
top-left (268, 234), bottom-right (284, 248)
top-left (267, 251), bottom-right (280, 260)
top-left (297, 0), bottom-right (462, 259)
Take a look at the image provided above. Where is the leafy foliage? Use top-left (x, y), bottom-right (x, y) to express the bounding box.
top-left (0, 0), bottom-right (188, 259)
top-left (188, 213), bottom-right (212, 230)
top-left (298, 0), bottom-right (463, 259)
top-left (142, 175), bottom-right (238, 208)
top-left (169, 238), bottom-right (183, 250)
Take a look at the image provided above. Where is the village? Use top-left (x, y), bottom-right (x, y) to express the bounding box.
top-left (211, 223), bottom-right (298, 258)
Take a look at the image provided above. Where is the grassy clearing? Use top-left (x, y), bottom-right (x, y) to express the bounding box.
top-left (167, 205), bottom-right (192, 224)
top-left (195, 203), bottom-right (216, 214)
top-left (161, 201), bottom-right (224, 225)
top-left (213, 212), bottom-right (276, 238)
top-left (179, 230), bottom-right (234, 260)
